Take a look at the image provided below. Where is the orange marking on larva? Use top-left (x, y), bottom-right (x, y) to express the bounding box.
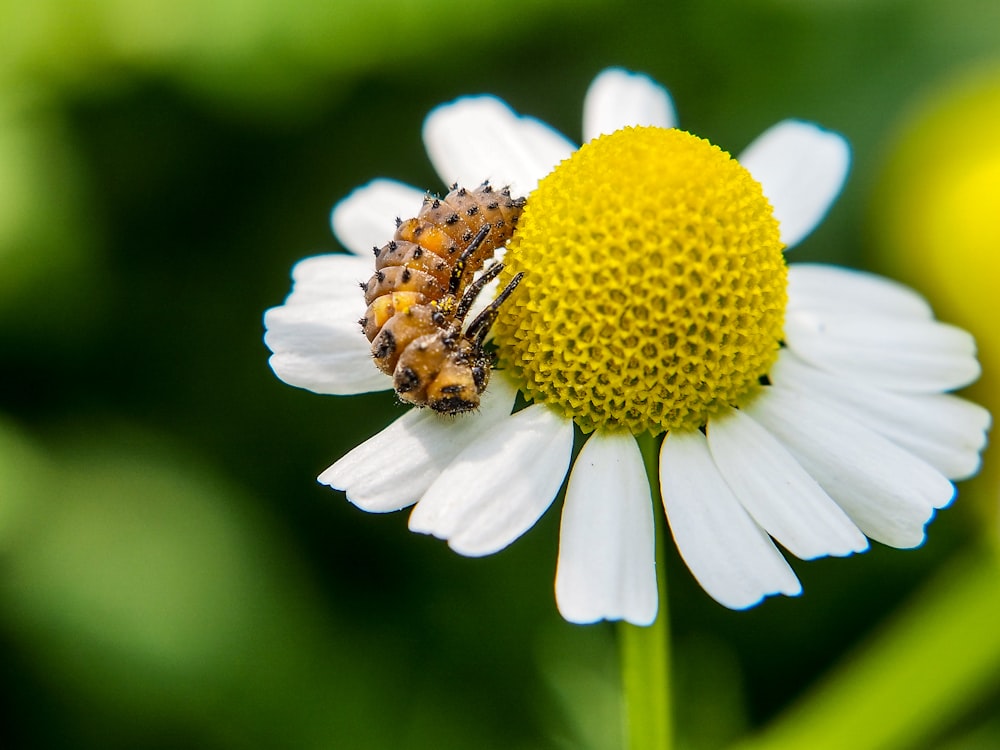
top-left (361, 182), bottom-right (526, 414)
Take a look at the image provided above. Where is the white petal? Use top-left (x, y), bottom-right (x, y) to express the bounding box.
top-left (738, 120), bottom-right (850, 248)
top-left (771, 351), bottom-right (991, 481)
top-left (554, 432), bottom-right (658, 626)
top-left (331, 179), bottom-right (426, 256)
top-left (784, 309), bottom-right (981, 393)
top-left (423, 96), bottom-right (576, 197)
top-left (746, 386), bottom-right (955, 549)
top-left (319, 376), bottom-right (518, 512)
top-left (582, 67), bottom-right (677, 142)
top-left (787, 263), bottom-right (933, 319)
top-left (659, 430), bottom-right (801, 610)
top-left (707, 407), bottom-right (867, 560)
top-left (280, 253), bottom-right (374, 307)
top-left (408, 404), bottom-right (573, 557)
top-left (264, 253), bottom-right (386, 395)
top-left (264, 302), bottom-right (386, 395)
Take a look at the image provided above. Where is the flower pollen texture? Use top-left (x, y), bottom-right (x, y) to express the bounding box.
top-left (493, 126), bottom-right (787, 434)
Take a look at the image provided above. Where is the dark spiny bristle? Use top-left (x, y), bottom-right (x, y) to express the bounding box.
top-left (487, 200), bottom-right (499, 210)
top-left (400, 268), bottom-right (411, 282)
top-left (372, 245), bottom-right (380, 256)
top-left (375, 270), bottom-right (385, 282)
top-left (358, 315), bottom-right (367, 329)
top-left (395, 367), bottom-right (420, 393)
top-left (431, 309), bottom-right (446, 326)
top-left (359, 281), bottom-right (368, 291)
top-left (450, 182), bottom-right (458, 190)
top-left (462, 230), bottom-right (473, 242)
top-left (495, 218), bottom-right (506, 228)
top-left (446, 213), bottom-right (460, 225)
top-left (466, 205), bottom-right (479, 216)
top-left (500, 186), bottom-right (511, 196)
top-left (413, 247), bottom-right (423, 258)
top-left (482, 182), bottom-right (493, 192)
top-left (395, 216), bottom-right (402, 227)
top-left (374, 330), bottom-right (396, 359)
top-left (432, 198), bottom-right (441, 209)
top-left (457, 186), bottom-right (467, 196)
top-left (388, 240), bottom-right (398, 251)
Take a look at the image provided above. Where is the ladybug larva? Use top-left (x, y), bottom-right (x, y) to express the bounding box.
top-left (359, 182), bottom-right (526, 414)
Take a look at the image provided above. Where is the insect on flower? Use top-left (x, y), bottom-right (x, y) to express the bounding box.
top-left (359, 182), bottom-right (526, 414)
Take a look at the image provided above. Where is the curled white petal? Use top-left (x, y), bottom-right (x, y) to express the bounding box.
top-left (423, 96), bottom-right (576, 198)
top-left (555, 431), bottom-right (658, 626)
top-left (408, 404), bottom-right (573, 557)
top-left (707, 407), bottom-right (867, 560)
top-left (582, 67), bottom-right (678, 142)
top-left (787, 263), bottom-right (933, 319)
top-left (319, 377), bottom-right (518, 512)
top-left (746, 386), bottom-right (955, 549)
top-left (659, 429), bottom-right (801, 610)
top-left (784, 309), bottom-right (980, 393)
top-left (264, 254), bottom-right (385, 395)
top-left (331, 179), bottom-right (426, 256)
top-left (738, 120), bottom-right (850, 248)
top-left (771, 351), bottom-right (990, 481)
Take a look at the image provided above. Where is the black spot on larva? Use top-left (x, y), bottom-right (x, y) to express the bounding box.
top-left (395, 367), bottom-right (420, 393)
top-left (373, 329), bottom-right (396, 359)
top-left (359, 183), bottom-right (527, 414)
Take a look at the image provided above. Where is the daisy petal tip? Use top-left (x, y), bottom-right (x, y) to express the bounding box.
top-left (722, 578), bottom-right (803, 611)
top-left (740, 119), bottom-right (852, 248)
top-left (406, 504), bottom-right (434, 535)
top-left (555, 596), bottom-right (658, 627)
top-left (446, 536), bottom-right (505, 559)
top-left (584, 67), bottom-right (677, 140)
top-left (316, 465), bottom-right (343, 490)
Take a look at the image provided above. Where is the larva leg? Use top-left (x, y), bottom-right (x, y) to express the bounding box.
top-left (453, 262), bottom-right (504, 324)
top-left (447, 223), bottom-right (492, 294)
top-left (466, 272), bottom-right (525, 347)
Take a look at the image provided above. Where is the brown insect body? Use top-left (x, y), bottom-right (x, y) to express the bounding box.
top-left (360, 183), bottom-right (525, 414)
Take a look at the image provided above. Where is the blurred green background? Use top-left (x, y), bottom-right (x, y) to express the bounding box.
top-left (2, 1), bottom-right (999, 748)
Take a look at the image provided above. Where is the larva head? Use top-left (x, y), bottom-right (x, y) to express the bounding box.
top-left (425, 353), bottom-right (491, 414)
top-left (392, 333), bottom-right (490, 414)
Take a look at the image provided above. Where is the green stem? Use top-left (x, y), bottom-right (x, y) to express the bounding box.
top-left (619, 432), bottom-right (672, 750)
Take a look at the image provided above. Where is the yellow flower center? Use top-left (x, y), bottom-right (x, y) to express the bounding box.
top-left (492, 126), bottom-right (787, 434)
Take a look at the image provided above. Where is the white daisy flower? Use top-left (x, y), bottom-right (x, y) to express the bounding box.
top-left (264, 68), bottom-right (990, 625)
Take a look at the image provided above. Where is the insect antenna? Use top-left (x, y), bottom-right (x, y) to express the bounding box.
top-left (447, 223), bottom-right (492, 295)
top-left (453, 262), bottom-right (505, 325)
top-left (466, 272), bottom-right (525, 347)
